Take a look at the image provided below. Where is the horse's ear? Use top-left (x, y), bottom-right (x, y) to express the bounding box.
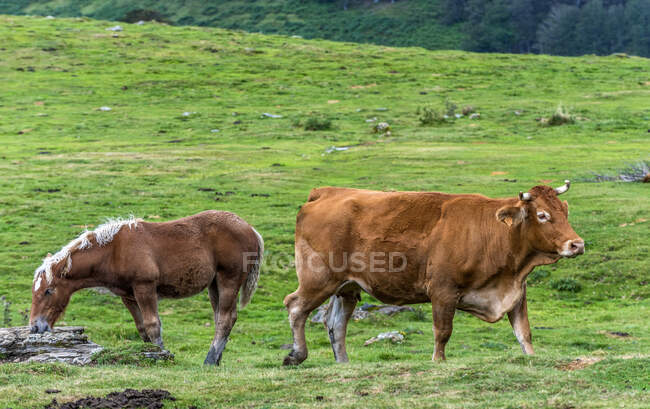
top-left (47, 253), bottom-right (52, 257)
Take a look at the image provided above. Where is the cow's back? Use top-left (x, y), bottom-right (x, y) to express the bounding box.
top-left (296, 187), bottom-right (456, 303)
top-left (299, 187), bottom-right (452, 239)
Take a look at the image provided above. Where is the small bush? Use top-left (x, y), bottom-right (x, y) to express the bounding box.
top-left (540, 105), bottom-right (575, 126)
top-left (550, 277), bottom-right (582, 292)
top-left (302, 115), bottom-right (332, 131)
top-left (417, 106), bottom-right (446, 126)
top-left (417, 99), bottom-right (457, 125)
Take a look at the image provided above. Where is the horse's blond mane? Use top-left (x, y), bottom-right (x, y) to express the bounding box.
top-left (33, 217), bottom-right (139, 289)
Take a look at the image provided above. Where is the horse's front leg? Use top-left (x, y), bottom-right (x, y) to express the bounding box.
top-left (121, 296), bottom-right (151, 342)
top-left (133, 284), bottom-right (164, 349)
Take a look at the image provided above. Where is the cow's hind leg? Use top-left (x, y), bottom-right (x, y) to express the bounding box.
top-left (283, 284), bottom-right (338, 366)
top-left (323, 283), bottom-right (360, 363)
top-left (204, 275), bottom-right (238, 366)
top-left (284, 239), bottom-right (340, 366)
top-left (121, 296), bottom-right (151, 342)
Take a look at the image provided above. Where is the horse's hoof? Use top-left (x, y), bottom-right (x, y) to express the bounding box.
top-left (204, 346), bottom-right (221, 366)
top-left (282, 353), bottom-right (304, 366)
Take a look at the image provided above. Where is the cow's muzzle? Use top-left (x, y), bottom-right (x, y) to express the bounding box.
top-left (30, 316), bottom-right (52, 334)
top-left (559, 239), bottom-right (585, 258)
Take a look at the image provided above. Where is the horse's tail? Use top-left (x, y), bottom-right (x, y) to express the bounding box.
top-left (240, 226), bottom-right (263, 309)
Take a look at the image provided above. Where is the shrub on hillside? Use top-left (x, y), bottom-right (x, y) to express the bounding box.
top-left (539, 105), bottom-right (575, 127)
top-left (417, 106), bottom-right (446, 126)
top-left (297, 114), bottom-right (333, 131)
top-left (528, 268), bottom-right (551, 285)
top-left (417, 99), bottom-right (458, 126)
top-left (550, 277), bottom-right (582, 292)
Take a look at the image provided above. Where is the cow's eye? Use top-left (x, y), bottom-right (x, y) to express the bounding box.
top-left (537, 211), bottom-right (550, 223)
top-left (44, 288), bottom-right (53, 296)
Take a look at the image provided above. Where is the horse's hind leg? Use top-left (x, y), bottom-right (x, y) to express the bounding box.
top-left (204, 276), bottom-right (238, 366)
top-left (323, 283), bottom-right (360, 363)
top-left (133, 284), bottom-right (164, 349)
top-left (121, 296), bottom-right (151, 342)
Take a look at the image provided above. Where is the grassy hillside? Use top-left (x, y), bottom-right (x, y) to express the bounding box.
top-left (0, 14), bottom-right (649, 409)
top-left (0, 0), bottom-right (464, 50)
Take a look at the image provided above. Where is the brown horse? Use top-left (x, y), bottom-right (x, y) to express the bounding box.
top-left (30, 210), bottom-right (263, 366)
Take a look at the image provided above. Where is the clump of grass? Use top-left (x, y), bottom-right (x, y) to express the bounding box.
top-left (445, 99), bottom-right (458, 117)
top-left (550, 277), bottom-right (582, 292)
top-left (540, 105), bottom-right (575, 126)
top-left (411, 307), bottom-right (428, 322)
top-left (417, 106), bottom-right (446, 126)
top-left (92, 343), bottom-right (174, 366)
top-left (528, 268), bottom-right (551, 285)
top-left (417, 99), bottom-right (457, 125)
top-left (299, 114), bottom-right (333, 131)
top-left (1, 295), bottom-right (11, 327)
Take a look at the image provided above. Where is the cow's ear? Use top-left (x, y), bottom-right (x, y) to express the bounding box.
top-left (562, 200), bottom-right (569, 216)
top-left (496, 205), bottom-right (525, 227)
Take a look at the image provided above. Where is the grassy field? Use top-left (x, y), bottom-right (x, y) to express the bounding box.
top-left (0, 15), bottom-right (648, 409)
top-left (1, 0), bottom-right (464, 51)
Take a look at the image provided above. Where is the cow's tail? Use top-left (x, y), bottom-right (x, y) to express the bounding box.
top-left (240, 227), bottom-right (264, 309)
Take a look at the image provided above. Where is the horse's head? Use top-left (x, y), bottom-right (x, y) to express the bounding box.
top-left (30, 253), bottom-right (75, 333)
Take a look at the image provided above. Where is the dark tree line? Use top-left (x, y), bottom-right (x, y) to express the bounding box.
top-left (441, 0), bottom-right (650, 56)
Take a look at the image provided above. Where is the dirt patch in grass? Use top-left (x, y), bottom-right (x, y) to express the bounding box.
top-left (556, 357), bottom-right (603, 371)
top-left (44, 389), bottom-right (175, 409)
top-left (598, 330), bottom-right (636, 340)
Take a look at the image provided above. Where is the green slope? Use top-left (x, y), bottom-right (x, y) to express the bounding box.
top-left (0, 0), bottom-right (464, 50)
top-left (0, 15), bottom-right (648, 409)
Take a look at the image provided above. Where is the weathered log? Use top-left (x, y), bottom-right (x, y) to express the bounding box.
top-left (0, 326), bottom-right (102, 365)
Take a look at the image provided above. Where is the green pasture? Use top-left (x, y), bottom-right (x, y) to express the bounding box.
top-left (0, 15), bottom-right (647, 408)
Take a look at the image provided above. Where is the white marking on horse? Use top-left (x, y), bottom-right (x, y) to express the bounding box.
top-left (33, 217), bottom-right (139, 285)
top-left (34, 274), bottom-right (43, 291)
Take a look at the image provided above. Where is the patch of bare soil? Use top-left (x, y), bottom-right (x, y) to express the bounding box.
top-left (44, 389), bottom-right (175, 409)
top-left (599, 330), bottom-right (633, 339)
top-left (556, 357), bottom-right (603, 371)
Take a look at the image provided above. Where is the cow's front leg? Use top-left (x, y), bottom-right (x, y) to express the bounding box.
top-left (432, 299), bottom-right (456, 360)
top-left (507, 284), bottom-right (534, 355)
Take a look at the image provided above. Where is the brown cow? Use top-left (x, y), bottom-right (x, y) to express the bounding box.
top-left (30, 210), bottom-right (264, 366)
top-left (283, 181), bottom-right (584, 364)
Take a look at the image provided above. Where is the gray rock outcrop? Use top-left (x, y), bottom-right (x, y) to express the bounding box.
top-left (311, 302), bottom-right (414, 323)
top-left (0, 326), bottom-right (103, 365)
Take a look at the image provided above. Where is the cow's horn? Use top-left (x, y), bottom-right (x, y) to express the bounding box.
top-left (519, 191), bottom-right (532, 201)
top-left (555, 180), bottom-right (570, 195)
